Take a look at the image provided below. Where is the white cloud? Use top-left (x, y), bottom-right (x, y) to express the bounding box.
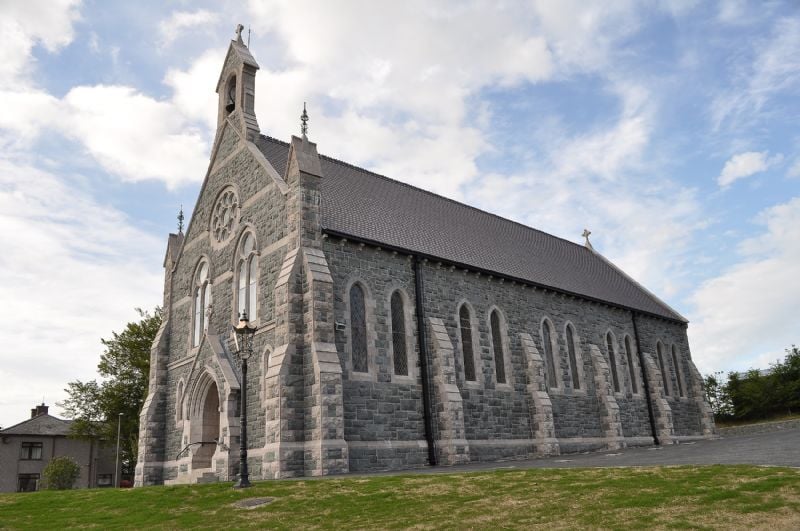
top-left (787, 158), bottom-right (800, 179)
top-left (0, 0), bottom-right (81, 89)
top-left (717, 150), bottom-right (779, 187)
top-left (164, 47), bottom-right (226, 130)
top-left (689, 196), bottom-right (800, 374)
top-left (158, 9), bottom-right (218, 47)
top-left (0, 158), bottom-right (163, 427)
top-left (712, 16), bottom-right (800, 129)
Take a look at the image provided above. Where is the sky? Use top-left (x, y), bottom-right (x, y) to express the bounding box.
top-left (0, 0), bottom-right (798, 428)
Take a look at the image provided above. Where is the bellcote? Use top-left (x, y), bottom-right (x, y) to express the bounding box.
top-left (215, 24), bottom-right (260, 140)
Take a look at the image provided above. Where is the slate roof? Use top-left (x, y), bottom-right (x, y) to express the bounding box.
top-left (1, 414), bottom-right (73, 436)
top-left (254, 135), bottom-right (686, 322)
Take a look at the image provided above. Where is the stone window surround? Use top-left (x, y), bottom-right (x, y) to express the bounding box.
top-left (562, 321), bottom-right (587, 394)
top-left (622, 334), bottom-right (643, 397)
top-left (175, 378), bottom-right (186, 426)
top-left (343, 278), bottom-right (379, 381)
top-left (539, 317), bottom-right (563, 392)
top-left (189, 257), bottom-right (213, 350)
top-left (231, 226), bottom-right (260, 327)
top-left (455, 300), bottom-right (484, 389)
top-left (486, 305), bottom-right (513, 389)
top-left (385, 286), bottom-right (418, 383)
top-left (208, 184), bottom-right (241, 250)
top-left (656, 340), bottom-right (673, 397)
top-left (260, 343), bottom-right (273, 401)
top-left (604, 329), bottom-right (626, 397)
top-left (670, 343), bottom-right (688, 399)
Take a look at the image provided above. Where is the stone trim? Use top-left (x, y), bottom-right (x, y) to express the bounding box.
top-left (343, 277), bottom-right (378, 381)
top-left (622, 334), bottom-right (643, 398)
top-left (655, 341), bottom-right (673, 397)
top-left (603, 329), bottom-right (625, 398)
top-left (520, 333), bottom-right (560, 456)
top-left (587, 344), bottom-right (625, 450)
top-left (539, 317), bottom-right (563, 392)
top-left (670, 344), bottom-right (686, 398)
top-left (687, 360), bottom-right (716, 437)
top-left (385, 286), bottom-right (418, 383)
top-left (428, 317), bottom-right (470, 465)
top-left (454, 299), bottom-right (484, 389)
top-left (562, 321), bottom-right (586, 393)
top-left (486, 305), bottom-right (513, 388)
top-left (642, 351), bottom-right (674, 444)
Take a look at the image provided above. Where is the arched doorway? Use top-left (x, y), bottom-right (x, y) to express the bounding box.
top-left (192, 381), bottom-right (220, 469)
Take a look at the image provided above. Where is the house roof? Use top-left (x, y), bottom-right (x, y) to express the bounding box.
top-left (254, 135), bottom-right (686, 323)
top-left (0, 414), bottom-right (73, 436)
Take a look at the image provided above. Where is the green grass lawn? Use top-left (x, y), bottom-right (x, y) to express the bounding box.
top-left (1, 465), bottom-right (798, 530)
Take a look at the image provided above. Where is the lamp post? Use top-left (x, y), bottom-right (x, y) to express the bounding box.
top-left (231, 310), bottom-right (255, 488)
top-left (114, 412), bottom-right (123, 488)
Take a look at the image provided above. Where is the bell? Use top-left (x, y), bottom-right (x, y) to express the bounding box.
top-left (226, 102), bottom-right (235, 113)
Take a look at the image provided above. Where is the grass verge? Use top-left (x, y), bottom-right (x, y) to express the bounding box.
top-left (1, 465), bottom-right (798, 529)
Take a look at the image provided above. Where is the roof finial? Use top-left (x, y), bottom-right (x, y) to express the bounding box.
top-left (235, 23), bottom-right (244, 44)
top-left (300, 102), bottom-right (309, 140)
top-left (178, 205), bottom-right (185, 234)
top-left (247, 26), bottom-right (251, 48)
top-left (582, 228), bottom-right (593, 250)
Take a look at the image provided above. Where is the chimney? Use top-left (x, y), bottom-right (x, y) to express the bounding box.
top-left (31, 403), bottom-right (49, 418)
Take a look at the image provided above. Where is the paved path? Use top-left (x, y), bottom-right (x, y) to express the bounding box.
top-left (361, 428), bottom-right (800, 477)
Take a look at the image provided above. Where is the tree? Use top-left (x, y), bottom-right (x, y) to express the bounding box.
top-left (60, 308), bottom-right (162, 479)
top-left (43, 456), bottom-right (81, 490)
top-left (702, 371), bottom-right (732, 419)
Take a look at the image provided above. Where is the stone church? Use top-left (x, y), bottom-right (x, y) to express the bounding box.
top-left (135, 31), bottom-right (714, 486)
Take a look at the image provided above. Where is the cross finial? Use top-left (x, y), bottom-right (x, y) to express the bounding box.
top-left (177, 205), bottom-right (185, 234)
top-left (582, 228), bottom-right (593, 249)
top-left (300, 102), bottom-right (309, 140)
top-left (235, 24), bottom-right (244, 44)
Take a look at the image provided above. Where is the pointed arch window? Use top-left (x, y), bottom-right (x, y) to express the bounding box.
top-left (606, 332), bottom-right (621, 393)
top-left (192, 262), bottom-right (211, 347)
top-left (236, 233), bottom-right (258, 320)
top-left (671, 345), bottom-right (685, 397)
top-left (390, 291), bottom-right (408, 376)
top-left (350, 283), bottom-right (368, 373)
top-left (625, 336), bottom-right (638, 394)
top-left (566, 324), bottom-right (580, 389)
top-left (542, 320), bottom-right (558, 388)
top-left (459, 305), bottom-right (476, 382)
top-left (657, 342), bottom-right (670, 396)
top-left (490, 310), bottom-right (506, 384)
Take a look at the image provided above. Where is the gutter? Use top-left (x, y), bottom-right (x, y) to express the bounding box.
top-left (631, 311), bottom-right (660, 445)
top-left (412, 255), bottom-right (437, 466)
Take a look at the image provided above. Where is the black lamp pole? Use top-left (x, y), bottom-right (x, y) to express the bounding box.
top-left (232, 310), bottom-right (255, 489)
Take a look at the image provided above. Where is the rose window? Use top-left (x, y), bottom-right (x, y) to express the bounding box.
top-left (211, 188), bottom-right (240, 243)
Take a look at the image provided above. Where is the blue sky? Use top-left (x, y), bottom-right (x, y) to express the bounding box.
top-left (1, 0), bottom-right (798, 427)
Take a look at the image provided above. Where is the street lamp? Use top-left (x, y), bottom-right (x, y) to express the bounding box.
top-left (114, 412), bottom-right (123, 488)
top-left (231, 310), bottom-right (255, 488)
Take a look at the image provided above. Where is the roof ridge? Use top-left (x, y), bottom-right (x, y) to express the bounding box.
top-left (0, 413), bottom-right (70, 434)
top-left (257, 134), bottom-right (588, 252)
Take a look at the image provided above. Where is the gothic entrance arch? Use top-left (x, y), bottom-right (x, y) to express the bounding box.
top-left (190, 375), bottom-right (221, 469)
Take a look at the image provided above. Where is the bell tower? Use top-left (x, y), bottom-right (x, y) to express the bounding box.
top-left (215, 24), bottom-right (260, 140)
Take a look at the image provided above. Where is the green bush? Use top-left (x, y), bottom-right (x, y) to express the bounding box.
top-left (43, 456), bottom-right (81, 490)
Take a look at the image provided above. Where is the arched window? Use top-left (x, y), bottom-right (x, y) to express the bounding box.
top-left (350, 284), bottom-right (368, 373)
top-left (236, 233), bottom-right (257, 320)
top-left (657, 342), bottom-right (670, 396)
top-left (542, 320), bottom-right (557, 388)
top-left (390, 291), bottom-right (408, 376)
top-left (671, 345), bottom-right (685, 397)
top-left (459, 305), bottom-right (476, 382)
top-left (566, 324), bottom-right (580, 390)
top-left (225, 75), bottom-right (237, 113)
top-left (490, 310), bottom-right (506, 384)
top-left (625, 336), bottom-right (638, 394)
top-left (606, 332), bottom-right (621, 393)
top-left (193, 262), bottom-right (211, 347)
top-left (175, 380), bottom-right (184, 423)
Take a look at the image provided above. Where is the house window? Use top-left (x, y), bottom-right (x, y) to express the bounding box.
top-left (97, 474), bottom-right (113, 487)
top-left (625, 336), bottom-right (638, 394)
top-left (350, 283), bottom-right (368, 373)
top-left (606, 332), bottom-right (621, 393)
top-left (672, 345), bottom-right (685, 397)
top-left (192, 262), bottom-right (211, 347)
top-left (20, 442), bottom-right (43, 460)
top-left (459, 305), bottom-right (476, 382)
top-left (542, 320), bottom-right (557, 388)
top-left (566, 324), bottom-right (580, 389)
top-left (490, 310), bottom-right (506, 384)
top-left (390, 290), bottom-right (408, 376)
top-left (17, 474), bottom-right (39, 492)
top-left (657, 342), bottom-right (670, 396)
top-left (236, 233), bottom-right (258, 320)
